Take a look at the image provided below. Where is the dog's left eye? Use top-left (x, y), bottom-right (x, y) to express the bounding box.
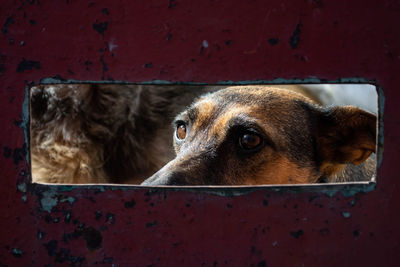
top-left (176, 123), bottom-right (187, 140)
top-left (239, 132), bottom-right (263, 151)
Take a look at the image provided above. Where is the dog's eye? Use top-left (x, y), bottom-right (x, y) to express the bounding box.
top-left (176, 123), bottom-right (187, 140)
top-left (239, 132), bottom-right (262, 151)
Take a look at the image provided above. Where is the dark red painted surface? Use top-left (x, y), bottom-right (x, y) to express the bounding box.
top-left (0, 0), bottom-right (399, 266)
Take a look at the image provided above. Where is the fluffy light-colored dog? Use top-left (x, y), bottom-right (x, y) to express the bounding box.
top-left (30, 84), bottom-right (218, 184)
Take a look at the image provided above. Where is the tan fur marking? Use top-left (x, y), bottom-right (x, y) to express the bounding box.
top-left (224, 86), bottom-right (315, 104)
top-left (210, 105), bottom-right (252, 140)
top-left (319, 162), bottom-right (346, 178)
top-left (245, 156), bottom-right (318, 185)
top-left (192, 100), bottom-right (216, 131)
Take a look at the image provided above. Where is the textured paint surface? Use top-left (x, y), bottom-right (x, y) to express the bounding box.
top-left (0, 0), bottom-right (399, 266)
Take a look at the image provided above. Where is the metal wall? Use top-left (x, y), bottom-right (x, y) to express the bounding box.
top-left (0, 0), bottom-right (398, 266)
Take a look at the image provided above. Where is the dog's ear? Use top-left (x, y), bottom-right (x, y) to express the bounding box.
top-left (316, 106), bottom-right (377, 168)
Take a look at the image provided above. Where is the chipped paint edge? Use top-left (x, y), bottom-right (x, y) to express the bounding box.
top-left (32, 181), bottom-right (376, 198)
top-left (39, 77), bottom-right (377, 85)
top-left (21, 85), bottom-right (30, 165)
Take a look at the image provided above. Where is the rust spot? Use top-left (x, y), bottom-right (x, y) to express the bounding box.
top-left (319, 228), bottom-right (330, 235)
top-left (124, 199), bottom-right (136, 208)
top-left (94, 210), bottom-right (102, 221)
top-left (101, 8), bottom-right (109, 15)
top-left (81, 227), bottom-right (102, 251)
top-left (105, 213), bottom-right (115, 224)
top-left (143, 62), bottom-right (153, 68)
top-left (11, 248), bottom-right (23, 258)
top-left (168, 0), bottom-right (177, 8)
top-left (268, 38), bottom-right (279, 46)
top-left (289, 21), bottom-right (302, 49)
top-left (3, 146), bottom-right (11, 158)
top-left (16, 58), bottom-right (40, 73)
top-left (2, 17), bottom-right (15, 35)
top-left (92, 21), bottom-right (108, 35)
top-left (290, 229), bottom-right (304, 239)
top-left (146, 221), bottom-right (158, 228)
top-left (44, 240), bottom-right (58, 256)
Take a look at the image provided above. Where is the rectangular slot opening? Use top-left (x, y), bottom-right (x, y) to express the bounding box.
top-left (30, 83), bottom-right (380, 187)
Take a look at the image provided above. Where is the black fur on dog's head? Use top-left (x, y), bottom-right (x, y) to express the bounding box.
top-left (142, 86), bottom-right (377, 186)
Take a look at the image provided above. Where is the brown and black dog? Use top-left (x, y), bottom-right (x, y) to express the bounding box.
top-left (141, 86), bottom-right (377, 185)
top-left (30, 84), bottom-right (221, 184)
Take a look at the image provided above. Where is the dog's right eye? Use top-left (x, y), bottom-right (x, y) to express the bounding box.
top-left (238, 131), bottom-right (264, 153)
top-left (176, 123), bottom-right (187, 140)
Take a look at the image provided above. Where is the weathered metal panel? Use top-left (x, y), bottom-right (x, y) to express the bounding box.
top-left (0, 0), bottom-right (399, 266)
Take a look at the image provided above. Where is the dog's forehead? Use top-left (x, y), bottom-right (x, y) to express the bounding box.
top-left (178, 86), bottom-right (314, 132)
top-left (192, 99), bottom-right (263, 134)
top-left (193, 98), bottom-right (216, 115)
top-left (191, 86), bottom-right (313, 134)
top-left (192, 88), bottom-right (289, 118)
top-left (211, 86), bottom-right (309, 102)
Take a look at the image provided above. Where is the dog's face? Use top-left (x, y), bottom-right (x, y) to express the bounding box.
top-left (142, 86), bottom-right (377, 186)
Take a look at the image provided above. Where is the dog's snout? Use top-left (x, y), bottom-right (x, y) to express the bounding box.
top-left (141, 170), bottom-right (188, 186)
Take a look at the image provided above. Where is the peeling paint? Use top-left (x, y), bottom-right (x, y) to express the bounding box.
top-left (93, 21), bottom-right (108, 35)
top-left (21, 86), bottom-right (30, 166)
top-left (40, 190), bottom-right (59, 213)
top-left (17, 183), bottom-right (27, 193)
top-left (11, 248), bottom-right (23, 258)
top-left (342, 211), bottom-right (351, 218)
top-left (289, 21), bottom-right (302, 49)
top-left (377, 85), bottom-right (385, 169)
top-left (290, 229), bottom-right (304, 239)
top-left (16, 58), bottom-right (40, 73)
top-left (38, 77), bottom-right (378, 87)
top-left (80, 227), bottom-right (102, 251)
top-left (60, 196), bottom-right (76, 205)
top-left (11, 143), bottom-right (27, 165)
top-left (146, 221), bottom-right (158, 228)
top-left (2, 16), bottom-right (15, 35)
top-left (64, 211), bottom-right (71, 223)
top-left (31, 177), bottom-right (376, 198)
top-left (108, 39), bottom-right (118, 52)
top-left (3, 146), bottom-right (11, 158)
top-left (124, 199), bottom-right (136, 208)
top-left (44, 240), bottom-right (86, 265)
top-left (268, 38), bottom-right (279, 46)
top-left (37, 230), bottom-right (45, 240)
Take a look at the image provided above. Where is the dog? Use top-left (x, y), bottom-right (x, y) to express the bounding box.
top-left (141, 86), bottom-right (377, 185)
top-left (30, 83), bottom-right (221, 184)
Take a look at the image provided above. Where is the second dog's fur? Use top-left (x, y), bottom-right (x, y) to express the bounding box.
top-left (30, 84), bottom-right (219, 184)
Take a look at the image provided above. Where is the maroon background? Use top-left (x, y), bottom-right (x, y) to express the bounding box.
top-left (0, 0), bottom-right (399, 266)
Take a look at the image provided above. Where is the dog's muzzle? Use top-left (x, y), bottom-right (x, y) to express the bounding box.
top-left (141, 160), bottom-right (188, 186)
